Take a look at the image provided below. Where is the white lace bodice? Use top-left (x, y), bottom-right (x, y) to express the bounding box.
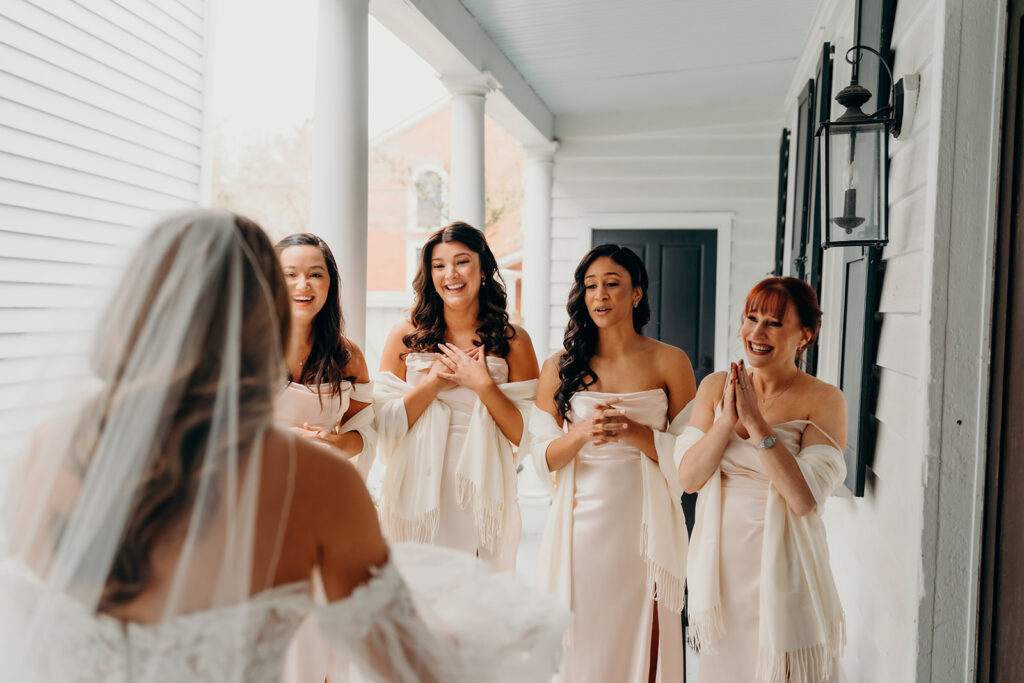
top-left (0, 557), bottom-right (437, 683)
top-left (0, 544), bottom-right (566, 683)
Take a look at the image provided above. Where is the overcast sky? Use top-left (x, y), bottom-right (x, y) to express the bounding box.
top-left (207, 0), bottom-right (447, 140)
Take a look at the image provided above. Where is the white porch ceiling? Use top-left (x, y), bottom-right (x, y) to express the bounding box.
top-left (458, 0), bottom-right (823, 117)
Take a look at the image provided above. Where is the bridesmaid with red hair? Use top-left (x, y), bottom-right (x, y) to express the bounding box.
top-left (677, 277), bottom-right (848, 683)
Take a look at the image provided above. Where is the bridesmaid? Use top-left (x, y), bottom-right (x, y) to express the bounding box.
top-left (376, 222), bottom-right (539, 570)
top-left (274, 233), bottom-right (376, 477)
top-left (677, 277), bottom-right (848, 683)
top-left (529, 244), bottom-right (696, 683)
top-left (274, 233), bottom-right (377, 683)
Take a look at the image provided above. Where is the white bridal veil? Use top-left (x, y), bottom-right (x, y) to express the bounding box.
top-left (0, 209), bottom-right (293, 680)
top-left (0, 209), bottom-right (569, 683)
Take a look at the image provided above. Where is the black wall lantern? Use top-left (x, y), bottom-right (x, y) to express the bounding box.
top-left (817, 45), bottom-right (915, 249)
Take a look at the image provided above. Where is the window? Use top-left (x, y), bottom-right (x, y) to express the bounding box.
top-left (412, 169), bottom-right (445, 230)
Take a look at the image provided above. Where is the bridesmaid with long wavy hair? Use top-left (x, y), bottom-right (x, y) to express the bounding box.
top-left (376, 222), bottom-right (539, 570)
top-left (529, 244), bottom-right (696, 683)
top-left (274, 233), bottom-right (375, 477)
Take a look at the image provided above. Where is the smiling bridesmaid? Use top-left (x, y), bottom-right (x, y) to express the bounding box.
top-left (376, 222), bottom-right (539, 570)
top-left (274, 233), bottom-right (376, 476)
top-left (529, 244), bottom-right (696, 683)
top-left (677, 276), bottom-right (848, 683)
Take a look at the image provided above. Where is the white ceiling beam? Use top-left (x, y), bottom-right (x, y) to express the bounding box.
top-left (369, 0), bottom-right (554, 146)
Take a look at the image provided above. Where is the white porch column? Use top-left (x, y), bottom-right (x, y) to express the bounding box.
top-left (311, 0), bottom-right (368, 346)
top-left (442, 74), bottom-right (496, 230)
top-left (522, 141), bottom-right (558, 358)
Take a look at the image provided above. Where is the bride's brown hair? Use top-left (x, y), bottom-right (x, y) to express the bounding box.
top-left (80, 212), bottom-right (289, 611)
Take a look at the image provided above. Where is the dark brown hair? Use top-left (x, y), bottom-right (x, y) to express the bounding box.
top-left (403, 221), bottom-right (514, 357)
top-left (275, 233), bottom-right (354, 399)
top-left (555, 244), bottom-right (650, 420)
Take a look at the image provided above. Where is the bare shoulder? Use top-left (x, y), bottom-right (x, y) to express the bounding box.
top-left (507, 324), bottom-right (535, 355)
top-left (265, 428), bottom-right (364, 498)
top-left (340, 337), bottom-right (370, 383)
top-left (803, 374), bottom-right (847, 412)
top-left (379, 319), bottom-right (416, 375)
top-left (541, 350), bottom-right (566, 377)
top-left (799, 375), bottom-right (848, 449)
top-left (696, 370), bottom-right (728, 401)
top-left (506, 324), bottom-right (540, 381)
top-left (536, 351), bottom-right (564, 415)
top-left (649, 339), bottom-right (692, 371)
top-left (387, 318), bottom-right (416, 341)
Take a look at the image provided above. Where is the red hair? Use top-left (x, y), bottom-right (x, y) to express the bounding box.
top-left (744, 277), bottom-right (823, 356)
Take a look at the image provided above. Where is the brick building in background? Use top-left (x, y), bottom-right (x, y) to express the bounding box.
top-left (213, 102), bottom-right (526, 363)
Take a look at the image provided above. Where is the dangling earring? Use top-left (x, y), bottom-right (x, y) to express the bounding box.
top-left (633, 301), bottom-right (638, 309)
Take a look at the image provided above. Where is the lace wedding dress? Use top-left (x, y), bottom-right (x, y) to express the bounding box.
top-left (0, 543), bottom-right (566, 682)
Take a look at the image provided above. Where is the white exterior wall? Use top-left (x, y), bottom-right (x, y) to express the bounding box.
top-left (0, 0), bottom-right (207, 477)
top-left (789, 0), bottom-right (1003, 680)
top-left (545, 109), bottom-right (780, 358)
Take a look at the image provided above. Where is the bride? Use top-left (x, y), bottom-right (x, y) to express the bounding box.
top-left (0, 209), bottom-right (565, 682)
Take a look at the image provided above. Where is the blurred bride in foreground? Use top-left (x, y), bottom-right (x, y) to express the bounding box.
top-left (0, 209), bottom-right (566, 682)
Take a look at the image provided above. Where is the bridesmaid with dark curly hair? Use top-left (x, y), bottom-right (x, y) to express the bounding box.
top-left (376, 222), bottom-right (539, 570)
top-left (529, 244), bottom-right (696, 683)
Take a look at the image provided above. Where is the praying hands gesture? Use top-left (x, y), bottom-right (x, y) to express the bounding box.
top-left (437, 343), bottom-right (495, 394)
top-left (732, 360), bottom-right (769, 435)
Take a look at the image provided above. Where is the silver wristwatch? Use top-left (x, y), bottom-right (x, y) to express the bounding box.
top-left (753, 433), bottom-right (778, 450)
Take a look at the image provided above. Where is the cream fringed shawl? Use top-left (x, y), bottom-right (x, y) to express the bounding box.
top-left (374, 372), bottom-right (537, 561)
top-left (528, 401), bottom-right (691, 616)
top-left (675, 423), bottom-right (847, 683)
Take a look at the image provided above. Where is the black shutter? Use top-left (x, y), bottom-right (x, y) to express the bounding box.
top-left (773, 129), bottom-right (791, 277)
top-left (803, 42), bottom-right (835, 376)
top-left (838, 0), bottom-right (898, 496)
top-left (790, 80), bottom-right (815, 281)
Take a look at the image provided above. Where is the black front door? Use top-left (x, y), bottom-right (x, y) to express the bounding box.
top-left (591, 228), bottom-right (717, 385)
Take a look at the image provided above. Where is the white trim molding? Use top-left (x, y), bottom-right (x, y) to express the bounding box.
top-left (584, 212), bottom-right (734, 370)
top-left (919, 1), bottom-right (1006, 680)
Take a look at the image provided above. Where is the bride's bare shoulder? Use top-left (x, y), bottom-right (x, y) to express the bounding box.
top-left (263, 427), bottom-right (366, 503)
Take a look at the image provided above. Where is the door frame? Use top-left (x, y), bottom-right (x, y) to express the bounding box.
top-left (584, 212), bottom-right (733, 370)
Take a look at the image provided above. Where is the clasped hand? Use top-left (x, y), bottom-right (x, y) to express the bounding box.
top-left (719, 360), bottom-right (769, 436)
top-left (434, 343), bottom-right (495, 394)
top-left (572, 399), bottom-right (647, 447)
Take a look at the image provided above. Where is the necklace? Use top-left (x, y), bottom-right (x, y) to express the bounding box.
top-left (757, 371), bottom-right (798, 412)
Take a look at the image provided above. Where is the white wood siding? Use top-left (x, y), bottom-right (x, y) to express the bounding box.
top-left (798, 0), bottom-right (941, 680)
top-left (544, 113), bottom-right (779, 358)
top-left (0, 0), bottom-right (206, 485)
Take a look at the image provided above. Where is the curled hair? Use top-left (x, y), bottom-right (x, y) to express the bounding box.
top-left (403, 221), bottom-right (514, 357)
top-left (275, 233), bottom-right (354, 400)
top-left (744, 276), bottom-right (823, 363)
top-left (88, 211), bottom-right (289, 611)
top-left (554, 244), bottom-right (650, 420)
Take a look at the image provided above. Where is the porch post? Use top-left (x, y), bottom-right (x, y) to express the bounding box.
top-left (522, 142), bottom-right (558, 358)
top-left (442, 74), bottom-right (495, 231)
top-left (311, 0), bottom-right (368, 346)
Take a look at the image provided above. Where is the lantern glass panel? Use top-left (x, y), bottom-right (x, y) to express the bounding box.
top-left (823, 120), bottom-right (888, 247)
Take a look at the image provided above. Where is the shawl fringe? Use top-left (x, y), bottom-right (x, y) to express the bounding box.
top-left (640, 522), bottom-right (685, 613)
top-left (454, 473), bottom-right (507, 556)
top-left (685, 604), bottom-right (724, 653)
top-left (754, 616), bottom-right (846, 683)
top-left (381, 507), bottom-right (439, 545)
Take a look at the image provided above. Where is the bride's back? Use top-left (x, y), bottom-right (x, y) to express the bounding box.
top-left (0, 209), bottom-right (387, 681)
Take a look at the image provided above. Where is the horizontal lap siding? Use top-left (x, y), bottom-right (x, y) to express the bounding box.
top-left (546, 124), bottom-right (778, 355)
top-left (0, 0), bottom-right (206, 489)
top-left (813, 1), bottom-right (938, 681)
